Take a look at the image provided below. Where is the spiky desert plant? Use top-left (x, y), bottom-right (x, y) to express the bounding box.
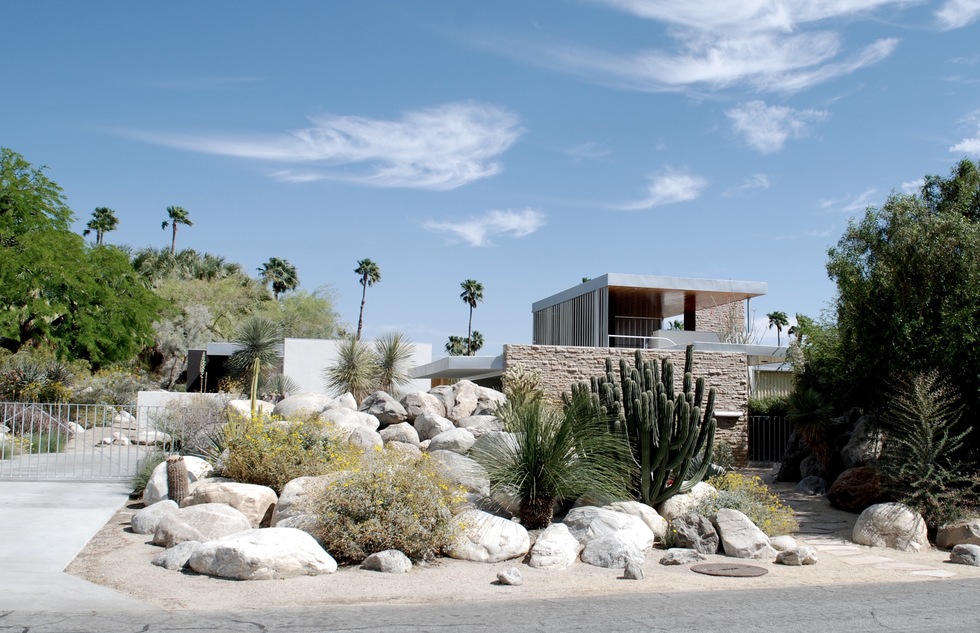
top-left (226, 316), bottom-right (281, 419)
top-left (787, 386), bottom-right (832, 465)
top-left (471, 390), bottom-right (632, 529)
top-left (166, 455), bottom-right (189, 505)
top-left (324, 336), bottom-right (376, 403)
top-left (373, 331), bottom-right (413, 397)
top-left (878, 371), bottom-right (978, 530)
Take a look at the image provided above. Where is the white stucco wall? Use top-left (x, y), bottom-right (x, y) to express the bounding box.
top-left (282, 338), bottom-right (433, 396)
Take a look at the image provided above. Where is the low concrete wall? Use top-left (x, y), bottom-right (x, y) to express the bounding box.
top-left (502, 344), bottom-right (749, 464)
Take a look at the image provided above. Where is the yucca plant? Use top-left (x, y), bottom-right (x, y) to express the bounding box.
top-left (226, 316), bottom-right (282, 419)
top-left (324, 336), bottom-right (376, 403)
top-left (373, 331), bottom-right (413, 397)
top-left (471, 390), bottom-right (632, 529)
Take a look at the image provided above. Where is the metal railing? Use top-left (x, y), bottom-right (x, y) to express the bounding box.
top-left (0, 402), bottom-right (210, 482)
top-left (747, 415), bottom-right (793, 463)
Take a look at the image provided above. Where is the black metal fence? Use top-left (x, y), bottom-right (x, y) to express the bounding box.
top-left (747, 415), bottom-right (793, 463)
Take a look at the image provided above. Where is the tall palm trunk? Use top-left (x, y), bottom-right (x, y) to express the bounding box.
top-left (467, 306), bottom-right (474, 355)
top-left (356, 281), bottom-right (368, 340)
top-left (170, 225), bottom-right (178, 255)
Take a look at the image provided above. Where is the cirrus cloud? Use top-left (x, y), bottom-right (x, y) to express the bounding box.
top-left (727, 101), bottom-right (829, 153)
top-left (619, 167), bottom-right (708, 210)
top-left (423, 209), bottom-right (546, 247)
top-left (125, 101), bottom-right (524, 191)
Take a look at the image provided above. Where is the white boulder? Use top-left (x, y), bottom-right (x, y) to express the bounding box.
top-left (562, 506), bottom-right (654, 552)
top-left (181, 480), bottom-right (278, 528)
top-left (528, 523), bottom-right (582, 570)
top-left (853, 502), bottom-right (928, 552)
top-left (448, 508), bottom-right (530, 563)
top-left (188, 527), bottom-right (337, 580)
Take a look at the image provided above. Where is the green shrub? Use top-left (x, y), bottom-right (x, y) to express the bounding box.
top-left (878, 371), bottom-right (979, 530)
top-left (748, 395), bottom-right (790, 417)
top-left (132, 450), bottom-right (168, 497)
top-left (220, 414), bottom-right (361, 494)
top-left (697, 472), bottom-right (798, 536)
top-left (711, 441), bottom-right (736, 471)
top-left (312, 450), bottom-right (464, 563)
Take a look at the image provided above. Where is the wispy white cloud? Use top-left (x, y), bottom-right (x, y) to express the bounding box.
top-left (951, 131), bottom-right (980, 155)
top-left (725, 173), bottom-right (771, 196)
top-left (901, 178), bottom-right (924, 194)
top-left (486, 1), bottom-right (905, 94)
top-left (726, 101), bottom-right (828, 153)
top-left (565, 141), bottom-right (612, 160)
top-left (936, 0), bottom-right (980, 29)
top-left (843, 188), bottom-right (879, 212)
top-left (126, 101), bottom-right (524, 190)
top-left (620, 167), bottom-right (708, 210)
top-left (423, 209), bottom-right (546, 247)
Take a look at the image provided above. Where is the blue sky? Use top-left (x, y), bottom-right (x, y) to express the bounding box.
top-left (3, 1), bottom-right (979, 356)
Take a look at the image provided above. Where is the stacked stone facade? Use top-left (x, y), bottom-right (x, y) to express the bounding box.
top-left (695, 300), bottom-right (746, 341)
top-left (503, 344), bottom-right (749, 464)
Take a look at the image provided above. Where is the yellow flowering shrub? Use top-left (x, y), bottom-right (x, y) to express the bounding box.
top-left (312, 450), bottom-right (465, 563)
top-left (697, 472), bottom-right (798, 537)
top-left (220, 413), bottom-right (362, 494)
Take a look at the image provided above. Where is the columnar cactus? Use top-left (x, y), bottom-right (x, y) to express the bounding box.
top-left (571, 344), bottom-right (716, 506)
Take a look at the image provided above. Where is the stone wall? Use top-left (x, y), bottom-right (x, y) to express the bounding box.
top-left (696, 300), bottom-right (745, 340)
top-left (503, 344), bottom-right (749, 464)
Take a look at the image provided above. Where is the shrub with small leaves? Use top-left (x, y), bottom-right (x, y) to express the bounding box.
top-left (696, 472), bottom-right (798, 537)
top-left (220, 414), bottom-right (362, 494)
top-left (312, 450), bottom-right (464, 563)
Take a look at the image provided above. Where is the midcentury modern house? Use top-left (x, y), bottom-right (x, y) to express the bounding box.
top-left (413, 274), bottom-right (787, 463)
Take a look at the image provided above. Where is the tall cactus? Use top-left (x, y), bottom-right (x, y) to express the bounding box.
top-left (571, 344), bottom-right (716, 506)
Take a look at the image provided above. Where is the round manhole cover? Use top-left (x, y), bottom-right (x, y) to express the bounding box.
top-left (690, 563), bottom-right (768, 578)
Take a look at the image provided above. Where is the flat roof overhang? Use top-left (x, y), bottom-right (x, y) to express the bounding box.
top-left (532, 273), bottom-right (767, 318)
top-left (411, 355), bottom-right (505, 381)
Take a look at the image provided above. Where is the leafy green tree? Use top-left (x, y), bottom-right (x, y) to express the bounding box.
top-left (82, 207), bottom-right (119, 245)
top-left (354, 258), bottom-right (381, 340)
top-left (258, 257), bottom-right (299, 300)
top-left (459, 279), bottom-right (484, 356)
top-left (255, 286), bottom-right (342, 339)
top-left (161, 205), bottom-right (192, 255)
top-left (0, 148), bottom-right (158, 366)
top-left (827, 160), bottom-right (980, 423)
top-left (767, 311), bottom-right (789, 346)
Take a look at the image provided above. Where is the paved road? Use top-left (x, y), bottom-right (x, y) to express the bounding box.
top-left (2, 578), bottom-right (977, 633)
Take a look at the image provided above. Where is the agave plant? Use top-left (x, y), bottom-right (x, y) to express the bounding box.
top-left (471, 390), bottom-right (632, 529)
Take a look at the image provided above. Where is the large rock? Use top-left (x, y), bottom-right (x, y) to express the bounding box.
top-left (181, 480), bottom-right (278, 528)
top-left (528, 523), bottom-right (582, 570)
top-left (563, 506), bottom-right (654, 552)
top-left (776, 546), bottom-right (818, 566)
top-left (130, 428), bottom-right (173, 447)
top-left (670, 513), bottom-right (719, 555)
top-left (796, 476), bottom-right (828, 496)
top-left (581, 534), bottom-right (643, 569)
top-left (188, 527), bottom-right (337, 580)
top-left (151, 540), bottom-right (202, 571)
top-left (226, 399), bottom-right (275, 419)
top-left (322, 407), bottom-right (380, 431)
top-left (659, 548), bottom-right (707, 565)
top-left (429, 450), bottom-right (490, 496)
top-left (950, 544), bottom-right (980, 566)
top-left (427, 385), bottom-right (457, 418)
top-left (131, 500), bottom-right (179, 535)
top-left (414, 412), bottom-right (455, 441)
top-left (799, 455), bottom-right (826, 480)
top-left (153, 503), bottom-right (252, 548)
top-left (379, 422), bottom-right (420, 446)
top-left (840, 416), bottom-right (882, 468)
top-left (345, 426), bottom-right (384, 450)
top-left (713, 508), bottom-right (776, 559)
top-left (447, 381), bottom-right (505, 422)
top-left (271, 474), bottom-right (345, 526)
top-left (852, 502), bottom-right (928, 552)
top-left (770, 535), bottom-right (798, 552)
top-left (385, 441), bottom-right (423, 458)
top-left (142, 456), bottom-right (214, 506)
top-left (448, 509), bottom-right (530, 563)
top-left (428, 428), bottom-right (476, 454)
top-left (457, 415), bottom-right (504, 437)
top-left (828, 467), bottom-right (885, 513)
top-left (399, 392), bottom-right (446, 421)
top-left (358, 391), bottom-right (408, 427)
top-left (936, 519), bottom-right (980, 550)
top-left (361, 549), bottom-right (412, 573)
top-left (273, 393), bottom-right (333, 419)
top-left (604, 501), bottom-right (668, 544)
top-left (657, 482), bottom-right (718, 521)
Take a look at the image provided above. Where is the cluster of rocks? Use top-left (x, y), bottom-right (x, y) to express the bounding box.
top-left (93, 410), bottom-right (174, 447)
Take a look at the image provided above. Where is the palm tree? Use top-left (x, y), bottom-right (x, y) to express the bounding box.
top-left (767, 310), bottom-right (789, 346)
top-left (459, 279), bottom-right (484, 356)
top-left (258, 257), bottom-right (299, 300)
top-left (373, 331), bottom-right (413, 396)
top-left (82, 207), bottom-right (119, 245)
top-left (161, 205), bottom-right (192, 255)
top-left (226, 316), bottom-right (282, 419)
top-left (354, 259), bottom-right (381, 340)
top-left (445, 331), bottom-right (484, 356)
